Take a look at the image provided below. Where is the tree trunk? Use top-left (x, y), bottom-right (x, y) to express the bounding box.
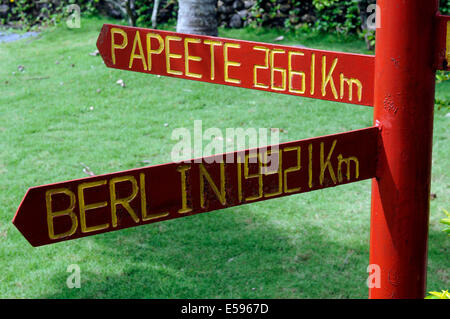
top-left (177, 0), bottom-right (218, 36)
top-left (105, 0), bottom-right (136, 26)
top-left (151, 0), bottom-right (161, 28)
top-left (124, 0), bottom-right (136, 27)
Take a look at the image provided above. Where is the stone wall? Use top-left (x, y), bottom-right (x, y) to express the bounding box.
top-left (217, 0), bottom-right (315, 29)
top-left (218, 0), bottom-right (253, 28)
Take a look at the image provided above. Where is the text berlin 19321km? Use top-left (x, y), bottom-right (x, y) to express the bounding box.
top-left (13, 128), bottom-right (378, 246)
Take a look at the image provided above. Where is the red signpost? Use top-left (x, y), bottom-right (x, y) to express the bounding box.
top-left (12, 0), bottom-right (450, 299)
top-left (369, 0), bottom-right (441, 299)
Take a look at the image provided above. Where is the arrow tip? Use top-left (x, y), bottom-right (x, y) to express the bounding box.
top-left (12, 187), bottom-right (45, 247)
top-left (97, 24), bottom-right (113, 67)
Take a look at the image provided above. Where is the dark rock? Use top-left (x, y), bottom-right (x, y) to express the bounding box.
top-left (229, 14), bottom-right (243, 28)
top-left (97, 1), bottom-right (123, 19)
top-left (280, 4), bottom-right (291, 13)
top-left (233, 0), bottom-right (244, 11)
top-left (244, 1), bottom-right (255, 9)
top-left (218, 4), bottom-right (233, 14)
top-left (301, 14), bottom-right (316, 23)
top-left (237, 9), bottom-right (248, 19)
top-left (289, 15), bottom-right (300, 25)
top-left (0, 5), bottom-right (9, 18)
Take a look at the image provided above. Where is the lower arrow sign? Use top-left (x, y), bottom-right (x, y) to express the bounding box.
top-left (13, 127), bottom-right (379, 247)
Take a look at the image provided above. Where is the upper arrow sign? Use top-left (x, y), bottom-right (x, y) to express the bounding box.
top-left (96, 24), bottom-right (375, 106)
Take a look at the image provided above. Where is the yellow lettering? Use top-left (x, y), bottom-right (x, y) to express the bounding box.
top-left (263, 150), bottom-right (283, 198)
top-left (224, 43), bottom-right (241, 84)
top-left (337, 155), bottom-right (360, 182)
top-left (110, 176), bottom-right (140, 227)
top-left (283, 146), bottom-right (301, 193)
top-left (446, 21), bottom-right (450, 66)
top-left (184, 38), bottom-right (203, 79)
top-left (199, 163), bottom-right (226, 208)
top-left (288, 51), bottom-right (306, 94)
top-left (237, 153), bottom-right (243, 203)
top-left (244, 153), bottom-right (262, 201)
top-left (78, 180), bottom-right (109, 233)
top-left (203, 40), bottom-right (222, 80)
top-left (46, 188), bottom-right (78, 240)
top-left (146, 33), bottom-right (164, 71)
top-left (310, 53), bottom-right (316, 95)
top-left (165, 36), bottom-right (183, 75)
top-left (320, 140), bottom-right (338, 186)
top-left (271, 49), bottom-right (286, 91)
top-left (253, 46), bottom-right (270, 89)
top-left (177, 165), bottom-right (193, 214)
top-left (340, 74), bottom-right (363, 102)
top-left (308, 143), bottom-right (313, 188)
top-left (129, 31), bottom-right (148, 70)
top-left (110, 28), bottom-right (128, 65)
top-left (140, 173), bottom-right (169, 221)
top-left (321, 56), bottom-right (338, 99)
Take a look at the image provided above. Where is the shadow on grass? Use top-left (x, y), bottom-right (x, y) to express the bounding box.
top-left (40, 197), bottom-right (379, 299)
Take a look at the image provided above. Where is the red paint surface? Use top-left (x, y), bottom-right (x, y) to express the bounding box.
top-left (13, 127), bottom-right (378, 247)
top-left (435, 14), bottom-right (450, 71)
top-left (96, 24), bottom-right (375, 106)
top-left (369, 1), bottom-right (438, 299)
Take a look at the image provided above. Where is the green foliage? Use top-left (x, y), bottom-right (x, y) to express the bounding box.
top-left (134, 0), bottom-right (178, 27)
top-left (1, 0), bottom-right (100, 28)
top-left (437, 71), bottom-right (450, 84)
top-left (246, 0), bottom-right (450, 48)
top-left (134, 0), bottom-right (155, 26)
top-left (247, 0), bottom-right (311, 28)
top-left (440, 0), bottom-right (450, 14)
top-left (435, 98), bottom-right (450, 111)
top-left (425, 209), bottom-right (450, 299)
top-left (426, 290), bottom-right (450, 299)
top-left (312, 0), bottom-right (361, 34)
top-left (245, 0), bottom-right (376, 49)
top-left (3, 0), bottom-right (450, 36)
top-left (2, 0), bottom-right (62, 28)
top-left (435, 73), bottom-right (450, 110)
top-left (1, 0), bottom-right (178, 29)
top-left (440, 208), bottom-right (450, 236)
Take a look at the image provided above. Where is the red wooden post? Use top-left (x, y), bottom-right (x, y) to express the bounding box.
top-left (369, 0), bottom-right (439, 298)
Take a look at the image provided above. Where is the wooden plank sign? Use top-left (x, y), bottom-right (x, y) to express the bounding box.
top-left (96, 24), bottom-right (375, 106)
top-left (13, 127), bottom-right (378, 247)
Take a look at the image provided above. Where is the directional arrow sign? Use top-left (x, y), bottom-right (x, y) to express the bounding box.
top-left (13, 127), bottom-right (378, 247)
top-left (96, 24), bottom-right (375, 106)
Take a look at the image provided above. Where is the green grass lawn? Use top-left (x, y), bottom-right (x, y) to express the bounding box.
top-left (0, 16), bottom-right (448, 299)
